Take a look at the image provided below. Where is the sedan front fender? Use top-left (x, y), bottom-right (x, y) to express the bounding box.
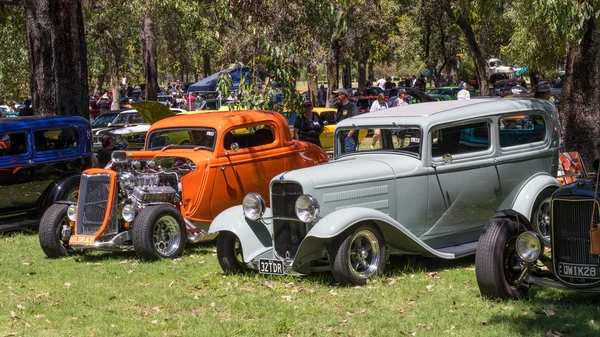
top-left (208, 205), bottom-right (273, 263)
top-left (292, 207), bottom-right (454, 271)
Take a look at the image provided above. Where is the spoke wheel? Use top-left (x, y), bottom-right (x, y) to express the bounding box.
top-left (475, 217), bottom-right (529, 300)
top-left (132, 205), bottom-right (186, 261)
top-left (531, 189), bottom-right (554, 245)
top-left (330, 223), bottom-right (386, 286)
top-left (152, 215), bottom-right (182, 257)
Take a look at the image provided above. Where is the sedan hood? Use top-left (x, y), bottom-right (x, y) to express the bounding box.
top-left (131, 101), bottom-right (176, 125)
top-left (276, 154), bottom-right (421, 189)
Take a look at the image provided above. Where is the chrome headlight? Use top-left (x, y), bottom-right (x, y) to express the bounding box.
top-left (516, 231), bottom-right (543, 263)
top-left (67, 204), bottom-right (77, 221)
top-left (295, 194), bottom-right (319, 223)
top-left (242, 192), bottom-right (265, 221)
top-left (122, 204), bottom-right (135, 222)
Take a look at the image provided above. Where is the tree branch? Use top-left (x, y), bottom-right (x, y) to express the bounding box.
top-left (0, 0), bottom-right (21, 4)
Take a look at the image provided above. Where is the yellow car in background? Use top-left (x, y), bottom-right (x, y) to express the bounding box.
top-left (284, 107), bottom-right (367, 152)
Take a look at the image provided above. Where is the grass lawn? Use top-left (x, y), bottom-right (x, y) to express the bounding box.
top-left (1, 231), bottom-right (600, 337)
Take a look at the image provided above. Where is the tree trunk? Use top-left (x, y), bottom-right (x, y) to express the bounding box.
top-left (342, 62), bottom-right (351, 90)
top-left (94, 68), bottom-right (106, 96)
top-left (326, 40), bottom-right (340, 107)
top-left (140, 9), bottom-right (158, 102)
top-left (442, 2), bottom-right (488, 95)
top-left (307, 56), bottom-right (318, 106)
top-left (23, 0), bottom-right (88, 117)
top-left (368, 62), bottom-right (374, 82)
top-left (203, 52), bottom-right (211, 78)
top-left (560, 16), bottom-right (600, 171)
top-left (110, 71), bottom-right (120, 110)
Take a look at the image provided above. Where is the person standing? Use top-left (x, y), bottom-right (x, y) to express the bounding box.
top-left (369, 93), bottom-right (389, 150)
top-left (97, 94), bottom-right (110, 114)
top-left (19, 99), bottom-right (33, 117)
top-left (392, 89), bottom-right (409, 107)
top-left (98, 133), bottom-right (117, 168)
top-left (457, 83), bottom-right (471, 100)
top-left (317, 85), bottom-right (327, 107)
top-left (293, 100), bottom-right (323, 148)
top-left (377, 76), bottom-right (386, 90)
top-left (333, 88), bottom-right (360, 153)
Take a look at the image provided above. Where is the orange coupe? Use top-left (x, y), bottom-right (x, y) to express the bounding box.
top-left (39, 107), bottom-right (328, 260)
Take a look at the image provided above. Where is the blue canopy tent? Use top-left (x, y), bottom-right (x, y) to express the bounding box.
top-left (187, 66), bottom-right (270, 92)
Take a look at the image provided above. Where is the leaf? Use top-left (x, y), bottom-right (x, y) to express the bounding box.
top-left (543, 309), bottom-right (555, 316)
top-left (263, 281), bottom-right (274, 289)
top-left (329, 289), bottom-right (338, 296)
top-left (151, 320), bottom-right (158, 325)
top-left (64, 282), bottom-right (71, 288)
top-left (119, 259), bottom-right (129, 264)
top-left (427, 272), bottom-right (440, 279)
top-left (240, 287), bottom-right (254, 292)
top-left (426, 284), bottom-right (434, 291)
top-left (281, 295), bottom-right (292, 302)
top-left (10, 311), bottom-right (17, 319)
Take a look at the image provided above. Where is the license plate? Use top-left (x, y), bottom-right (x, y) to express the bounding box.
top-left (68, 235), bottom-right (95, 245)
top-left (558, 262), bottom-right (600, 279)
top-left (258, 259), bottom-right (285, 275)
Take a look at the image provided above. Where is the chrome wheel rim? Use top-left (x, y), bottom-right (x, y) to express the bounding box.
top-left (534, 197), bottom-right (552, 245)
top-left (153, 215), bottom-right (181, 256)
top-left (347, 230), bottom-right (380, 279)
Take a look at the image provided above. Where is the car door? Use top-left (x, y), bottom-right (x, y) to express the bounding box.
top-left (424, 119), bottom-right (502, 248)
top-left (0, 130), bottom-right (37, 218)
top-left (209, 123), bottom-right (285, 218)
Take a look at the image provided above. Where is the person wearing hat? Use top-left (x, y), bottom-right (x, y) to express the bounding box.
top-left (457, 82), bottom-right (470, 100)
top-left (333, 88), bottom-right (360, 153)
top-left (391, 88), bottom-right (409, 107)
top-left (533, 81), bottom-right (551, 100)
top-left (293, 100), bottom-right (323, 148)
top-left (97, 93), bottom-right (110, 114)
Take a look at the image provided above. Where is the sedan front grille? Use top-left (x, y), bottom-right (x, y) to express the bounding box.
top-left (272, 182), bottom-right (305, 260)
top-left (552, 198), bottom-right (600, 286)
top-left (76, 172), bottom-right (116, 236)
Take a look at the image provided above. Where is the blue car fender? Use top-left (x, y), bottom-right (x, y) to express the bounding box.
top-left (208, 205), bottom-right (274, 263)
top-left (292, 207), bottom-right (455, 271)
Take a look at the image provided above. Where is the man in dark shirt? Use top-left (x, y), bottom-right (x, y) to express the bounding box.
top-left (98, 133), bottom-right (116, 168)
top-left (19, 99), bottom-right (33, 117)
top-left (333, 88), bottom-right (360, 153)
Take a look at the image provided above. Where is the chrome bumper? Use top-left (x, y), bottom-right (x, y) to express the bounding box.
top-left (529, 275), bottom-right (600, 292)
top-left (70, 231), bottom-right (134, 252)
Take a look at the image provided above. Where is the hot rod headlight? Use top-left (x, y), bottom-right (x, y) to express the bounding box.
top-left (516, 231), bottom-right (543, 263)
top-left (242, 192), bottom-right (265, 221)
top-left (295, 194), bottom-right (319, 223)
top-left (122, 204), bottom-right (135, 222)
top-left (67, 204), bottom-right (77, 221)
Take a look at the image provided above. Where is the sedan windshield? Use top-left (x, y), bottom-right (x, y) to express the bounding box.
top-left (92, 114), bottom-right (117, 128)
top-left (146, 128), bottom-right (216, 151)
top-left (335, 126), bottom-right (422, 158)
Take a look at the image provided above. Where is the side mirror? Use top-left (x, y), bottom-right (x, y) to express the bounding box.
top-left (442, 153), bottom-right (453, 165)
top-left (230, 142), bottom-right (240, 153)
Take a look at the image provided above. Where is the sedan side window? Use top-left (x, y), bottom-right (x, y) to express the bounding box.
top-left (0, 132), bottom-right (28, 156)
top-left (431, 122), bottom-right (490, 157)
top-left (499, 114), bottom-right (545, 147)
top-left (34, 128), bottom-right (79, 152)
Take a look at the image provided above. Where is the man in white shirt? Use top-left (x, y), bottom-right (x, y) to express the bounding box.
top-left (369, 93), bottom-right (388, 150)
top-left (457, 83), bottom-right (471, 100)
top-left (377, 77), bottom-right (386, 90)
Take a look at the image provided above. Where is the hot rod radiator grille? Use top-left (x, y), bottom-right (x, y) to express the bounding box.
top-left (552, 199), bottom-right (600, 286)
top-left (76, 174), bottom-right (112, 235)
top-left (272, 182), bottom-right (306, 260)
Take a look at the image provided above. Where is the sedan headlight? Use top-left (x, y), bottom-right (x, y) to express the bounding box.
top-left (242, 192), bottom-right (265, 221)
top-left (516, 231), bottom-right (543, 262)
top-left (67, 204), bottom-right (77, 221)
top-left (295, 194), bottom-right (319, 223)
top-left (122, 204), bottom-right (136, 222)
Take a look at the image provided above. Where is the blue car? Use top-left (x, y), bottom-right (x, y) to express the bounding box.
top-left (0, 116), bottom-right (93, 232)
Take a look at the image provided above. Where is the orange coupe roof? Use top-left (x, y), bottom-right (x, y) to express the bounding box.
top-left (148, 110), bottom-right (287, 133)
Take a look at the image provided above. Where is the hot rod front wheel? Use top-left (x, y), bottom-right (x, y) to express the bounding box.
top-left (216, 231), bottom-right (247, 274)
top-left (132, 205), bottom-right (186, 261)
top-left (39, 204), bottom-right (74, 258)
top-left (330, 223), bottom-right (387, 286)
top-left (475, 217), bottom-right (529, 300)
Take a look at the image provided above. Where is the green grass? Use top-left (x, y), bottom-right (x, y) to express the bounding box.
top-left (2, 231), bottom-right (600, 337)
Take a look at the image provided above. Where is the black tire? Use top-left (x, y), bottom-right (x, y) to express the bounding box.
top-left (216, 231), bottom-right (247, 274)
top-left (330, 223), bottom-right (387, 286)
top-left (530, 187), bottom-right (555, 245)
top-left (475, 217), bottom-right (528, 300)
top-left (132, 204), bottom-right (186, 261)
top-left (39, 204), bottom-right (73, 258)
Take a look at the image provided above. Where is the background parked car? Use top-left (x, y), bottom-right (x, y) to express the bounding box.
top-left (0, 116), bottom-right (93, 232)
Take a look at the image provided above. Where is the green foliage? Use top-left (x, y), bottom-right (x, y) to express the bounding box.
top-left (0, 5), bottom-right (28, 102)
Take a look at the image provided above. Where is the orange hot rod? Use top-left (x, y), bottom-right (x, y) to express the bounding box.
top-left (38, 109), bottom-right (328, 260)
